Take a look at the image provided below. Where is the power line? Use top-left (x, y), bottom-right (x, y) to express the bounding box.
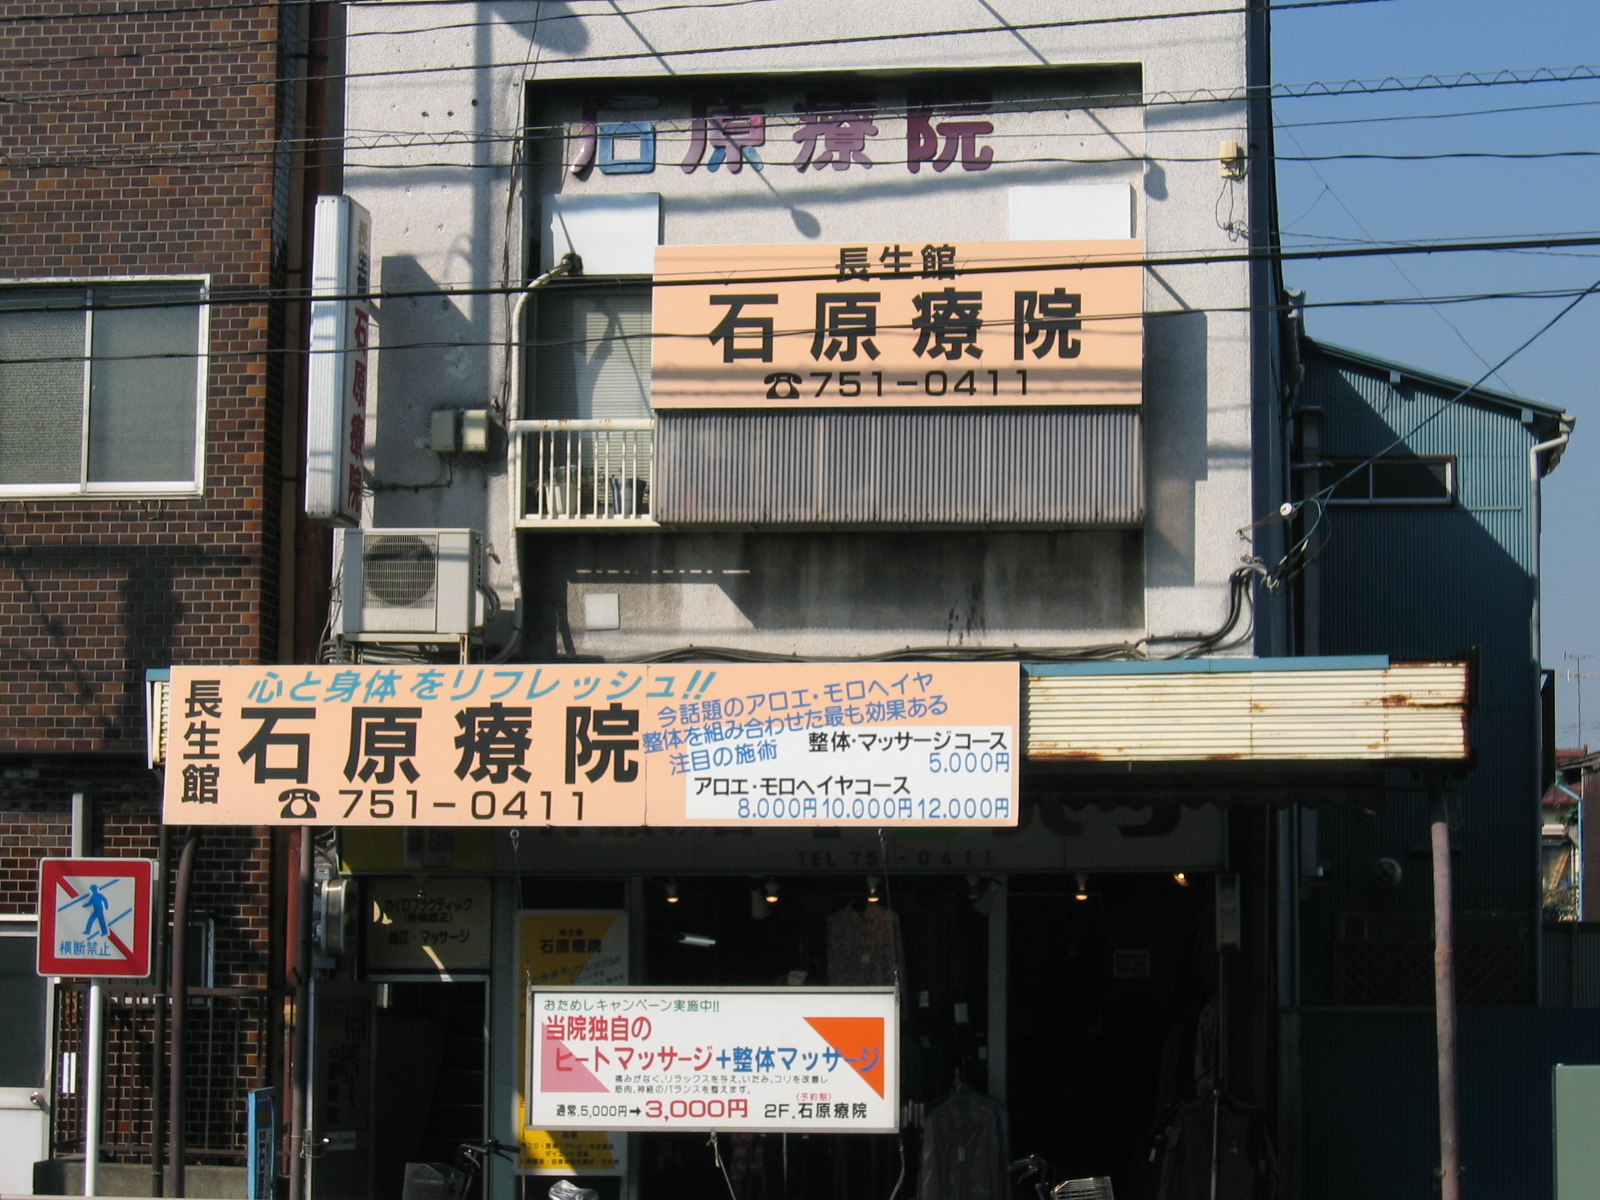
top-left (3, 282), bottom-right (1596, 365)
top-left (16, 143), bottom-right (1600, 172)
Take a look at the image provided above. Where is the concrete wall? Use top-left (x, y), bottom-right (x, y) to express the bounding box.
top-left (342, 0), bottom-right (1258, 653)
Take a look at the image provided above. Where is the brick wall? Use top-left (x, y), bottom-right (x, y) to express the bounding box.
top-left (0, 0), bottom-right (291, 754)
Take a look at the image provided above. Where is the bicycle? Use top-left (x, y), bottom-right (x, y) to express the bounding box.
top-left (1009, 1155), bottom-right (1115, 1200)
top-left (402, 1137), bottom-right (517, 1200)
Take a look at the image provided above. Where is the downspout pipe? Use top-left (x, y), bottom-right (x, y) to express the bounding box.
top-left (1531, 427), bottom-right (1571, 997)
top-left (167, 828), bottom-right (200, 1198)
top-left (491, 251), bottom-right (580, 664)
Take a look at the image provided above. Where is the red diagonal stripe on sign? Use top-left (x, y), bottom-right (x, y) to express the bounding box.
top-left (804, 1016), bottom-right (885, 1098)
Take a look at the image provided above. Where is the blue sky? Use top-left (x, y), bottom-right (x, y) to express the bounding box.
top-left (1272, 0), bottom-right (1600, 745)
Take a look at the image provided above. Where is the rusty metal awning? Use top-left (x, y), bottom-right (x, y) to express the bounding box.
top-left (1025, 656), bottom-right (1469, 766)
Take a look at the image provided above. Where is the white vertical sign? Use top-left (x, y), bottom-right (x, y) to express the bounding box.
top-left (305, 195), bottom-right (375, 524)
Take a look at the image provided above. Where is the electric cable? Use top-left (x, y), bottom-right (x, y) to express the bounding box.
top-left (2, 280), bottom-right (1597, 364)
top-left (2, 230), bottom-right (1599, 320)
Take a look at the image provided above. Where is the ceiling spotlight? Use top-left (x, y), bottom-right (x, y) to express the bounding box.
top-left (764, 879), bottom-right (780, 904)
top-left (665, 880), bottom-right (680, 904)
top-left (677, 932), bottom-right (716, 948)
top-left (1074, 873), bottom-right (1090, 902)
top-left (1173, 872), bottom-right (1189, 888)
top-left (866, 876), bottom-right (881, 903)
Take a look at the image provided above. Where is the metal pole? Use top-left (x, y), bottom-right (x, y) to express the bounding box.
top-left (1430, 776), bottom-right (1461, 1200)
top-left (84, 980), bottom-right (102, 1197)
top-left (288, 827), bottom-right (312, 1200)
top-left (169, 828), bottom-right (200, 1198)
top-left (151, 822), bottom-right (171, 1196)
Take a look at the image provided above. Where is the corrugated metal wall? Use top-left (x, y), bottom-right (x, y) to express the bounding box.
top-left (1301, 1009), bottom-right (1600, 1200)
top-left (1299, 347), bottom-right (1547, 1008)
top-left (1542, 923), bottom-right (1600, 1006)
top-left (653, 407), bottom-right (1142, 526)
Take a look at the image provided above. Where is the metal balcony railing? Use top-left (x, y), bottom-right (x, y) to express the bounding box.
top-left (510, 418), bottom-right (656, 527)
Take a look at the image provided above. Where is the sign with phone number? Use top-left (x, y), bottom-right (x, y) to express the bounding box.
top-left (527, 988), bottom-right (898, 1133)
top-left (159, 662), bottom-right (1018, 827)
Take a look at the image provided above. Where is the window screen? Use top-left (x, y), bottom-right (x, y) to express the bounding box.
top-left (531, 286), bottom-right (652, 418)
top-left (87, 284), bottom-right (202, 484)
top-left (0, 292), bottom-right (85, 486)
top-left (1327, 456), bottom-right (1453, 504)
top-left (0, 281), bottom-right (204, 494)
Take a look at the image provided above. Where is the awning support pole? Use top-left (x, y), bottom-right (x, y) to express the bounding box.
top-left (1429, 775), bottom-right (1460, 1200)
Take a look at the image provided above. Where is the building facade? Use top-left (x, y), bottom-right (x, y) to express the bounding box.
top-left (0, 0), bottom-right (330, 1188)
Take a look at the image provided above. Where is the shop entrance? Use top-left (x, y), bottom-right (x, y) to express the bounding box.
top-left (371, 980), bottom-right (488, 1199)
top-left (1007, 873), bottom-right (1211, 1192)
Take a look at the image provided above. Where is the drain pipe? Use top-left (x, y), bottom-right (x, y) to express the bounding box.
top-left (167, 828), bottom-right (199, 1197)
top-left (492, 252), bottom-right (579, 664)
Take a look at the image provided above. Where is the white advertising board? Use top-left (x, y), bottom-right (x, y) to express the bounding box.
top-left (527, 987), bottom-right (898, 1134)
top-left (305, 195), bottom-right (375, 524)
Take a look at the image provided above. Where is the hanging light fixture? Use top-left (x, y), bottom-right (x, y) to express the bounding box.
top-left (665, 880), bottom-right (680, 904)
top-left (764, 879), bottom-right (780, 904)
top-left (1173, 872), bottom-right (1190, 887)
top-left (866, 876), bottom-right (881, 903)
top-left (1074, 873), bottom-right (1090, 902)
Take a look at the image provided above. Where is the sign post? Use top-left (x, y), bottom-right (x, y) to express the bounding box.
top-left (37, 858), bottom-right (156, 1197)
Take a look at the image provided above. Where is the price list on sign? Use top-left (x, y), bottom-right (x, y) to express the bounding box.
top-left (159, 663), bottom-right (1018, 828)
top-left (526, 988), bottom-right (898, 1134)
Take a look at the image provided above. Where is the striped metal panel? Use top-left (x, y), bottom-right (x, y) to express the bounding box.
top-left (653, 408), bottom-right (1141, 526)
top-left (1026, 661), bottom-right (1469, 762)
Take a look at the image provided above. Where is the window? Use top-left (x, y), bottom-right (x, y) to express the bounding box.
top-left (1326, 456), bottom-right (1454, 505)
top-left (0, 281), bottom-right (206, 495)
top-left (529, 284), bottom-right (652, 418)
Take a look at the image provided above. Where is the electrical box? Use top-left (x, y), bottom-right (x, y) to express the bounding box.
top-left (429, 410), bottom-right (459, 453)
top-left (460, 409), bottom-right (490, 453)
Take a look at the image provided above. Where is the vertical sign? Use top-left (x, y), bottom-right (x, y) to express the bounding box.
top-left (37, 858), bottom-right (155, 978)
top-left (519, 912), bottom-right (629, 1177)
top-left (247, 1088), bottom-right (278, 1200)
top-left (305, 194), bottom-right (375, 524)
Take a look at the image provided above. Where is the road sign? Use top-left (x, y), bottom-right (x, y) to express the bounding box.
top-left (37, 858), bottom-right (155, 978)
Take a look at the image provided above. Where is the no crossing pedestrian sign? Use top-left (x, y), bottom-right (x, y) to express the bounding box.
top-left (37, 858), bottom-right (155, 978)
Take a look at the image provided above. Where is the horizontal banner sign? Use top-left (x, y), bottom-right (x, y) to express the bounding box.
top-left (160, 662), bottom-right (1018, 828)
top-left (651, 240), bottom-right (1142, 408)
top-left (526, 987), bottom-right (898, 1133)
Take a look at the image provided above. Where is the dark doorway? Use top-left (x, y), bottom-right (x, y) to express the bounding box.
top-left (1007, 874), bottom-right (1212, 1192)
top-left (371, 981), bottom-right (488, 1199)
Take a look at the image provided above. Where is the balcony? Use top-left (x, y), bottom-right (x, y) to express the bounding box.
top-left (511, 418), bottom-right (656, 528)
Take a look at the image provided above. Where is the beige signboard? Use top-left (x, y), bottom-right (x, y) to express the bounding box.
top-left (365, 876), bottom-right (491, 971)
top-left (161, 663), bottom-right (1018, 827)
top-left (651, 240), bottom-right (1142, 407)
top-left (518, 912), bottom-right (630, 1175)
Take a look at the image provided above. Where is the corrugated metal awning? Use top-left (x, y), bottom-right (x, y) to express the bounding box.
top-left (1025, 656), bottom-right (1469, 764)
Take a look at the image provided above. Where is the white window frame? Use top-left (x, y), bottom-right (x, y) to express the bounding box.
top-left (1325, 455), bottom-right (1456, 507)
top-left (0, 274), bottom-right (210, 499)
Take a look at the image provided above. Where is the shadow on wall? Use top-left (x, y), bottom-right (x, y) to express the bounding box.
top-left (525, 530), bottom-right (1144, 655)
top-left (1143, 309), bottom-right (1208, 588)
top-left (371, 256), bottom-right (494, 532)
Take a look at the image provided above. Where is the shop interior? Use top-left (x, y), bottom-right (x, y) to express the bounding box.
top-left (514, 869), bottom-right (1215, 1200)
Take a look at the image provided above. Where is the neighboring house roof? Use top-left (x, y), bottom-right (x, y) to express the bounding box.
top-left (1308, 338), bottom-right (1574, 424)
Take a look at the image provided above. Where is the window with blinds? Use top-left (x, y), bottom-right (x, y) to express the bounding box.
top-left (529, 285), bottom-right (652, 418)
top-left (0, 281), bottom-right (206, 495)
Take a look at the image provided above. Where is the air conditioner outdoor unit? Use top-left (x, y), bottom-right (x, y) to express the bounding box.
top-left (332, 527), bottom-right (484, 642)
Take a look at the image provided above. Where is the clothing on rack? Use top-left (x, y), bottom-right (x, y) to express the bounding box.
top-left (917, 1082), bottom-right (1008, 1200)
top-left (826, 902), bottom-right (905, 987)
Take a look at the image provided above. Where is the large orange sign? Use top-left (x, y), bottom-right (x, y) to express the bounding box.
top-left (160, 663), bottom-right (1019, 827)
top-left (650, 240), bottom-right (1142, 407)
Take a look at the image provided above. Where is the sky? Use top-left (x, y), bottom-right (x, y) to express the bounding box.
top-left (1270, 0), bottom-right (1600, 746)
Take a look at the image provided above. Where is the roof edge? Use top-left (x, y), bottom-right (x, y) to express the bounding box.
top-left (1308, 338), bottom-right (1572, 423)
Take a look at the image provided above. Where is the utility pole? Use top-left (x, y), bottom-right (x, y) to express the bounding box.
top-left (1565, 652), bottom-right (1595, 748)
